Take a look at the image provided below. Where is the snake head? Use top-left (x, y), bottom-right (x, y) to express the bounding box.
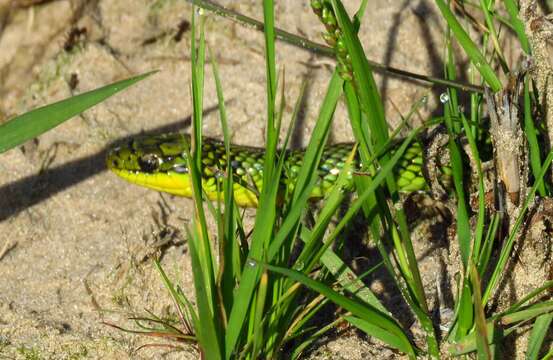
top-left (106, 133), bottom-right (191, 174)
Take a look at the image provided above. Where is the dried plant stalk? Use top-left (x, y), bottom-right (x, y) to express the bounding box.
top-left (485, 76), bottom-right (527, 221)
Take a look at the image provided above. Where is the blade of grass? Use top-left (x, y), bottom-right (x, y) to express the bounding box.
top-left (187, 223), bottom-right (223, 359)
top-left (153, 260), bottom-right (196, 338)
top-left (252, 270), bottom-right (269, 357)
top-left (477, 212), bottom-right (500, 276)
top-left (333, 0), bottom-right (421, 306)
top-left (461, 113), bottom-right (485, 259)
top-left (328, 9), bottom-right (435, 353)
top-left (187, 9), bottom-right (223, 359)
top-left (189, 6), bottom-right (218, 314)
top-left (499, 281), bottom-right (553, 315)
top-left (344, 315), bottom-right (417, 358)
top-left (471, 262), bottom-right (492, 359)
top-left (504, 0), bottom-right (530, 54)
top-left (524, 77), bottom-right (547, 196)
top-left (442, 31), bottom-right (474, 341)
top-left (319, 236), bottom-right (388, 314)
top-left (266, 70), bottom-right (343, 261)
top-left (224, 1), bottom-right (281, 355)
top-left (500, 301), bottom-right (553, 324)
top-left (448, 321), bottom-right (507, 356)
top-left (435, 0), bottom-right (502, 91)
top-left (329, 0), bottom-right (388, 146)
top-left (448, 111), bottom-right (472, 268)
top-left (209, 44), bottom-right (236, 326)
top-left (526, 313), bottom-right (553, 360)
top-left (0, 71), bottom-right (156, 153)
top-left (264, 263), bottom-right (416, 357)
top-left (479, 0), bottom-right (508, 73)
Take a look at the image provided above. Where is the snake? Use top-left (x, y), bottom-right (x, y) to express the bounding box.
top-left (106, 133), bottom-right (448, 207)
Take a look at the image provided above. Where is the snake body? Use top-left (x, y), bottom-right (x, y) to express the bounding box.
top-left (106, 133), bottom-right (433, 207)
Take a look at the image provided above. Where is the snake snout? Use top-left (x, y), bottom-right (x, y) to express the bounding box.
top-left (106, 148), bottom-right (120, 170)
top-left (106, 146), bottom-right (136, 171)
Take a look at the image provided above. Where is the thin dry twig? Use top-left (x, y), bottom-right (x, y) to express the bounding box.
top-left (0, 240), bottom-right (16, 261)
top-left (186, 0), bottom-right (484, 93)
top-left (485, 75), bottom-right (527, 221)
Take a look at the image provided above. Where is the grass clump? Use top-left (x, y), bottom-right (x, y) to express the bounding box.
top-left (142, 1), bottom-right (553, 359)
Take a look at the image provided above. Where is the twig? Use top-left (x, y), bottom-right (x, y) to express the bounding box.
top-left (187, 0), bottom-right (484, 93)
top-left (0, 240), bottom-right (16, 261)
top-left (485, 74), bottom-right (527, 224)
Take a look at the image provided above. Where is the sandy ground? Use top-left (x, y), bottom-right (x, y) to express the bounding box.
top-left (0, 1), bottom-right (549, 359)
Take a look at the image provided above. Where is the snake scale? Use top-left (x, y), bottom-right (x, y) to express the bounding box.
top-left (106, 133), bottom-right (447, 207)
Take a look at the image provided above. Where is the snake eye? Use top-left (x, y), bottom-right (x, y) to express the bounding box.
top-left (138, 153), bottom-right (161, 173)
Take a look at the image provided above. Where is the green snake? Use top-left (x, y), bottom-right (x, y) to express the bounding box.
top-left (106, 133), bottom-right (439, 207)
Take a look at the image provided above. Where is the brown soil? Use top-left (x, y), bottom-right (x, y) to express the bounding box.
top-left (0, 1), bottom-right (549, 359)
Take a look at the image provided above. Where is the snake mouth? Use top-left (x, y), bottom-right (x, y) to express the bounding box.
top-left (110, 164), bottom-right (259, 207)
top-left (109, 164), bottom-right (194, 196)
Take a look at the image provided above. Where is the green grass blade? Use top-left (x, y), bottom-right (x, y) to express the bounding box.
top-left (188, 9), bottom-right (223, 358)
top-left (443, 37), bottom-right (472, 269)
top-left (441, 38), bottom-right (476, 342)
top-left (289, 71), bottom-right (343, 204)
top-left (501, 281), bottom-right (553, 315)
top-left (455, 281), bottom-right (474, 340)
top-left (189, 7), bottom-right (217, 313)
top-left (344, 316), bottom-right (416, 358)
top-left (445, 33), bottom-right (461, 133)
top-left (263, 0), bottom-right (276, 113)
top-left (209, 44), bottom-right (236, 323)
top-left (461, 113), bottom-right (485, 258)
top-left (329, 0), bottom-right (389, 146)
top-left (449, 122), bottom-right (472, 267)
top-left (153, 260), bottom-right (196, 335)
top-left (327, 8), bottom-right (434, 351)
top-left (471, 263), bottom-right (492, 359)
top-left (477, 212), bottom-right (500, 276)
top-left (0, 71), bottom-right (155, 154)
top-left (266, 71), bottom-right (343, 262)
top-left (501, 302), bottom-right (553, 324)
top-left (524, 77), bottom-right (547, 196)
top-left (332, 2), bottom-right (431, 329)
top-left (319, 247), bottom-right (388, 314)
top-left (504, 0), bottom-right (530, 54)
top-left (253, 271), bottom-right (269, 357)
top-left (479, 0), bottom-right (508, 73)
top-left (187, 223), bottom-right (223, 360)
top-left (448, 321), bottom-right (505, 356)
top-left (224, 1), bottom-right (281, 355)
top-left (435, 0), bottom-right (502, 91)
top-left (264, 263), bottom-right (416, 357)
